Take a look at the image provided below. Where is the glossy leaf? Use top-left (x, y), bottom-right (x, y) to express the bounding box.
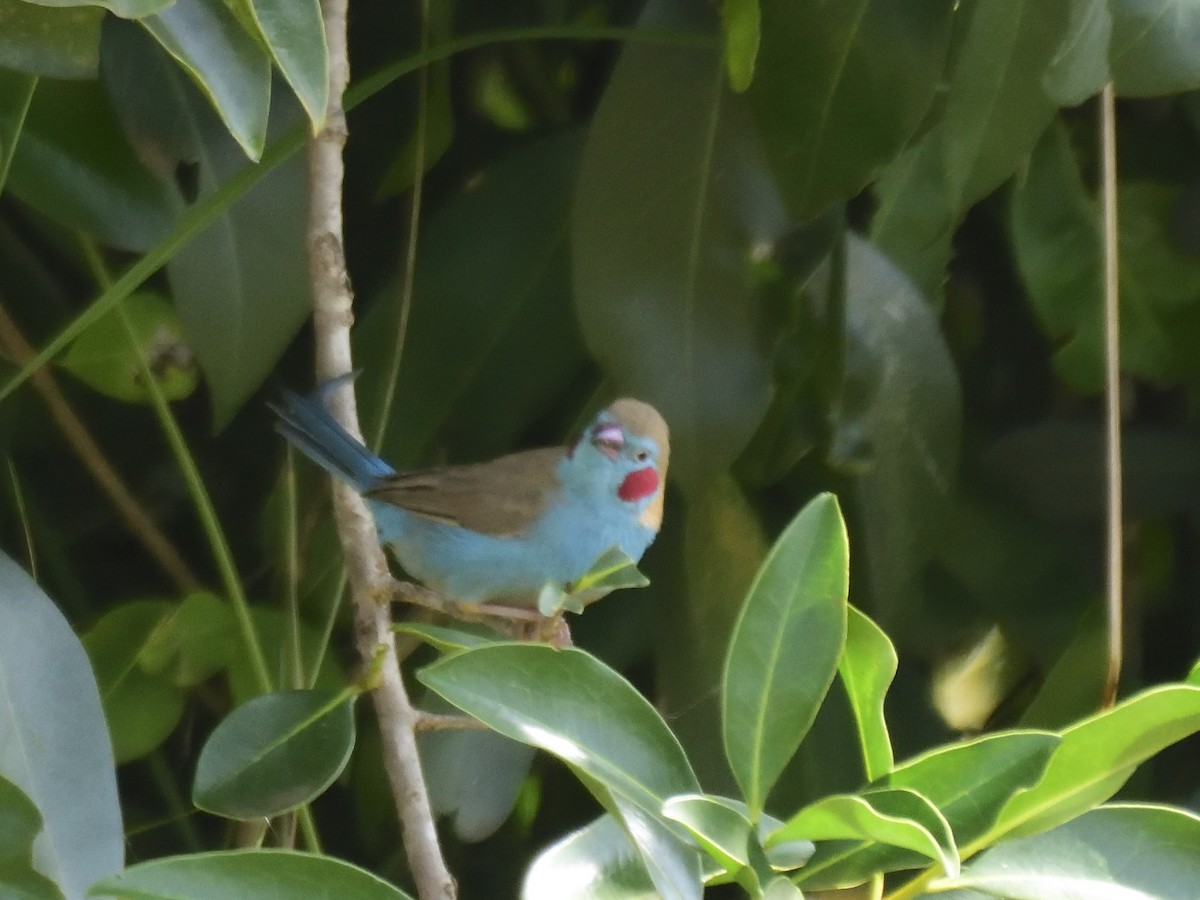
top-left (871, 0), bottom-right (1069, 298)
top-left (839, 605), bottom-right (897, 781)
top-left (1, 78), bottom-right (181, 251)
top-left (59, 292), bottom-right (199, 404)
top-left (82, 600), bottom-right (186, 763)
top-left (0, 0), bottom-right (101, 79)
top-left (771, 788), bottom-right (957, 879)
top-left (0, 552), bottom-right (123, 899)
top-left (800, 731), bottom-right (1059, 888)
top-left (825, 235), bottom-right (961, 628)
top-left (608, 793), bottom-right (703, 900)
top-left (238, 0), bottom-right (328, 128)
top-left (0, 775), bottom-right (62, 900)
top-left (762, 878), bottom-right (803, 899)
top-left (723, 492), bottom-right (848, 817)
top-left (193, 689), bottom-right (356, 819)
top-left (522, 814), bottom-right (659, 900)
top-left (938, 804), bottom-right (1200, 898)
top-left (89, 849), bottom-right (413, 899)
top-left (747, 0), bottom-right (956, 218)
top-left (662, 794), bottom-right (759, 876)
top-left (990, 684), bottom-right (1200, 842)
top-left (420, 645), bottom-right (700, 816)
top-left (141, 0), bottom-right (271, 160)
top-left (357, 132), bottom-right (587, 467)
top-left (573, 0), bottom-right (787, 492)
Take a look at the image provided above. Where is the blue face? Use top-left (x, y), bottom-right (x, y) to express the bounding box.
top-left (563, 414), bottom-right (663, 509)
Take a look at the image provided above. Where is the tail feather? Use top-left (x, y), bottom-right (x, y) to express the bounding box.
top-left (271, 384), bottom-right (395, 491)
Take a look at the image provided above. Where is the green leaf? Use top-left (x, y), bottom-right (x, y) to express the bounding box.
top-left (523, 814), bottom-right (659, 899)
top-left (0, 69), bottom-right (34, 193)
top-left (771, 788), bottom-right (957, 879)
top-left (226, 608), bottom-right (344, 705)
top-left (59, 292), bottom-right (199, 404)
top-left (392, 621), bottom-right (505, 653)
top-left (662, 794), bottom-right (762, 885)
top-left (1043, 0), bottom-right (1110, 105)
top-left (82, 600), bottom-right (186, 763)
top-left (238, 0), bottom-right (328, 128)
top-left (1012, 120), bottom-right (1200, 391)
top-left (748, 0), bottom-right (956, 218)
top-left (0, 551), bottom-right (123, 898)
top-left (107, 14), bottom-right (313, 428)
top-left (357, 131), bottom-right (587, 467)
top-left (871, 0), bottom-right (1069, 299)
top-left (572, 0), bottom-right (786, 492)
top-left (721, 0), bottom-right (760, 92)
top-left (839, 606), bottom-right (897, 782)
top-left (938, 804), bottom-right (1200, 898)
top-left (141, 0), bottom-right (271, 160)
top-left (988, 684), bottom-right (1200, 843)
top-left (0, 78), bottom-right (181, 251)
top-left (23, 0), bottom-right (171, 16)
top-left (419, 644), bottom-right (702, 896)
top-left (1111, 0), bottom-right (1200, 96)
top-left (88, 849), bottom-right (413, 899)
top-left (0, 775), bottom-right (63, 900)
top-left (138, 590), bottom-right (235, 686)
top-left (193, 690), bottom-right (356, 819)
top-left (762, 878), bottom-right (803, 899)
top-left (723, 492), bottom-right (849, 818)
top-left (420, 645), bottom-right (700, 815)
top-left (0, 0), bottom-right (101, 79)
top-left (799, 730), bottom-right (1059, 888)
top-left (825, 235), bottom-right (961, 629)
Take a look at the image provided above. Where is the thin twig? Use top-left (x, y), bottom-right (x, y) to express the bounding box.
top-left (0, 300), bottom-right (201, 592)
top-left (309, 2), bottom-right (455, 897)
top-left (1100, 83), bottom-right (1123, 709)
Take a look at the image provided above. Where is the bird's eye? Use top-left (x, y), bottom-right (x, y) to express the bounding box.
top-left (635, 450), bottom-right (649, 463)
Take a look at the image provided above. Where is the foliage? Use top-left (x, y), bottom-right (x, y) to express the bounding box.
top-left (2, 0), bottom-right (1200, 898)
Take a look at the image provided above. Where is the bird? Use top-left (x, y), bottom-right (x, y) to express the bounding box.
top-left (272, 378), bottom-right (670, 611)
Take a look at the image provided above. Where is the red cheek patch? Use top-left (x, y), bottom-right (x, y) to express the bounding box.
top-left (618, 467), bottom-right (659, 502)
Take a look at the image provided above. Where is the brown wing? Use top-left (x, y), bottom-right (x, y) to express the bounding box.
top-left (365, 447), bottom-right (564, 537)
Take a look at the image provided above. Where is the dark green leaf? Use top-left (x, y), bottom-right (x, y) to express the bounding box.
top-left (748, 0), bottom-right (956, 218)
top-left (88, 849), bottom-right (413, 899)
top-left (1043, 0), bottom-right (1110, 105)
top-left (939, 803), bottom-right (1200, 898)
top-left (138, 590), bottom-right (235, 686)
top-left (839, 605), bottom-right (897, 781)
top-left (1111, 0), bottom-right (1200, 97)
top-left (193, 690), bottom-right (356, 819)
top-left (25, 0), bottom-right (171, 16)
top-left (1, 78), bottom-right (181, 251)
top-left (59, 293), bottom-right (199, 404)
top-left (723, 492), bottom-right (848, 817)
top-left (392, 621), bottom-right (505, 653)
top-left (826, 235), bottom-right (961, 628)
top-left (0, 552), bottom-right (123, 899)
top-left (141, 0), bottom-right (271, 160)
top-left (226, 608), bottom-right (344, 705)
top-left (0, 0), bottom-right (101, 79)
top-left (573, 0), bottom-right (786, 492)
top-left (0, 775), bottom-right (63, 900)
top-left (872, 0), bottom-right (1069, 298)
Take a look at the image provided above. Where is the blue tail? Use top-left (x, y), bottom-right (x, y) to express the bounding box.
top-left (271, 379), bottom-right (395, 491)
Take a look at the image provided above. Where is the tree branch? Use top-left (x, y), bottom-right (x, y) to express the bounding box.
top-left (308, 2), bottom-right (455, 896)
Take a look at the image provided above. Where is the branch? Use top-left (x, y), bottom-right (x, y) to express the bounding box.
top-left (308, 2), bottom-right (455, 897)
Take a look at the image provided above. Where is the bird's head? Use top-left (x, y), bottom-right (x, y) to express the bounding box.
top-left (567, 399), bottom-right (670, 530)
